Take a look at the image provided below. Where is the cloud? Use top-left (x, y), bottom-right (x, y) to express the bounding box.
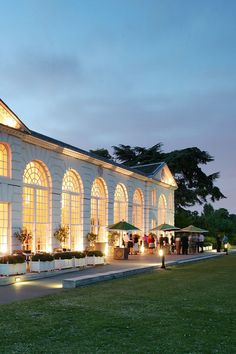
top-left (0, 49), bottom-right (82, 98)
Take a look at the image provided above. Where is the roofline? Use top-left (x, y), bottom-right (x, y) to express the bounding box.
top-left (0, 99), bottom-right (31, 133)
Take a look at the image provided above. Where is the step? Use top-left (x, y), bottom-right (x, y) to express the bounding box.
top-left (63, 265), bottom-right (159, 288)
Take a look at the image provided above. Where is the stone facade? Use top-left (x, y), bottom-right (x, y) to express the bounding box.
top-left (0, 99), bottom-right (177, 254)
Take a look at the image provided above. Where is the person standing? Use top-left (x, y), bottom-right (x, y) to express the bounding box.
top-left (199, 234), bottom-right (205, 253)
top-left (181, 234), bottom-right (189, 255)
top-left (148, 233), bottom-right (155, 254)
top-left (216, 235), bottom-right (222, 252)
top-left (159, 234), bottom-right (164, 249)
top-left (133, 234), bottom-right (139, 255)
top-left (222, 234), bottom-right (229, 254)
top-left (175, 235), bottom-right (181, 255)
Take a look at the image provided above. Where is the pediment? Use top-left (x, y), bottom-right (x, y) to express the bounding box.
top-left (0, 99), bottom-right (30, 133)
top-left (153, 164), bottom-right (177, 187)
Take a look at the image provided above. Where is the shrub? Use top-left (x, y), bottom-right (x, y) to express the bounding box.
top-left (0, 255), bottom-right (25, 264)
top-left (31, 253), bottom-right (54, 262)
top-left (53, 252), bottom-right (73, 260)
top-left (86, 250), bottom-right (104, 257)
top-left (70, 251), bottom-right (86, 259)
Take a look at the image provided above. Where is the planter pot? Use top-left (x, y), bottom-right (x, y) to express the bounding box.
top-left (94, 256), bottom-right (105, 265)
top-left (86, 256), bottom-right (96, 266)
top-left (30, 260), bottom-right (55, 273)
top-left (0, 262), bottom-right (26, 276)
top-left (74, 257), bottom-right (86, 267)
top-left (86, 256), bottom-right (105, 266)
top-left (54, 258), bottom-right (74, 270)
top-left (113, 247), bottom-right (129, 260)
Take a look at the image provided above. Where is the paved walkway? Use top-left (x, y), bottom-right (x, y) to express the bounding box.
top-left (0, 250), bottom-right (231, 305)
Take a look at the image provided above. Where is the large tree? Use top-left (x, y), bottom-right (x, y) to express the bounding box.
top-left (92, 144), bottom-right (225, 209)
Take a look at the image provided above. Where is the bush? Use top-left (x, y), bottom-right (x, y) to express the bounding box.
top-left (0, 255), bottom-right (25, 264)
top-left (70, 251), bottom-right (86, 259)
top-left (31, 253), bottom-right (54, 262)
top-left (53, 252), bottom-right (73, 260)
top-left (86, 250), bottom-right (104, 257)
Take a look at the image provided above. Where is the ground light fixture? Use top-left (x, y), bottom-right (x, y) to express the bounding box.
top-left (224, 243), bottom-right (228, 255)
top-left (15, 276), bottom-right (21, 283)
top-left (159, 248), bottom-right (166, 269)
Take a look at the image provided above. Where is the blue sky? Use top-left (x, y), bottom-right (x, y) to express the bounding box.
top-left (1, 0), bottom-right (236, 213)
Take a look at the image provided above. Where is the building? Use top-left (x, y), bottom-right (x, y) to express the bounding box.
top-left (0, 99), bottom-right (177, 255)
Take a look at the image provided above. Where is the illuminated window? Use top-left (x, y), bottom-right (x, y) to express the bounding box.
top-left (132, 189), bottom-right (144, 232)
top-left (0, 203), bottom-right (9, 253)
top-left (114, 184), bottom-right (128, 223)
top-left (61, 170), bottom-right (83, 250)
top-left (23, 161), bottom-right (50, 252)
top-left (90, 178), bottom-right (107, 240)
top-left (151, 189), bottom-right (156, 207)
top-left (158, 194), bottom-right (167, 225)
top-left (151, 218), bottom-right (157, 230)
top-left (0, 143), bottom-right (9, 177)
top-left (169, 194), bottom-right (174, 211)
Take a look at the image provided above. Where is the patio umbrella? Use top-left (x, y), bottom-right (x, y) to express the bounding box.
top-left (178, 225), bottom-right (208, 233)
top-left (108, 220), bottom-right (140, 247)
top-left (150, 223), bottom-right (180, 232)
top-left (108, 220), bottom-right (140, 232)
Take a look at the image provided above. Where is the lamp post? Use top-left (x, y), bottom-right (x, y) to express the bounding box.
top-left (224, 242), bottom-right (228, 255)
top-left (159, 248), bottom-right (166, 269)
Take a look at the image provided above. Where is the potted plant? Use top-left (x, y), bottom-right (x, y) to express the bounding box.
top-left (30, 253), bottom-right (55, 273)
top-left (54, 251), bottom-right (74, 270)
top-left (86, 250), bottom-right (104, 266)
top-left (87, 232), bottom-right (98, 249)
top-left (14, 227), bottom-right (32, 251)
top-left (54, 225), bottom-right (69, 250)
top-left (70, 251), bottom-right (86, 267)
top-left (0, 255), bottom-right (26, 276)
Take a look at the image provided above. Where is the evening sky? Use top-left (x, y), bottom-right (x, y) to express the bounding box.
top-left (0, 0), bottom-right (235, 213)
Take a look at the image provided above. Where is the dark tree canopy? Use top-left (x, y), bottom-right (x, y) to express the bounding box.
top-left (164, 147), bottom-right (225, 207)
top-left (89, 148), bottom-right (112, 160)
top-left (112, 143), bottom-right (164, 166)
top-left (93, 143), bottom-right (225, 209)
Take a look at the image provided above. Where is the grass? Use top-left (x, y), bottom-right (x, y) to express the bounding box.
top-left (0, 254), bottom-right (236, 354)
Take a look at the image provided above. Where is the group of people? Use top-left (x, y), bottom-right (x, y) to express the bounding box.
top-left (123, 233), bottom-right (140, 255)
top-left (123, 232), bottom-right (229, 256)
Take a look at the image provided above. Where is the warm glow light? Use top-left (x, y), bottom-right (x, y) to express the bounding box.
top-left (0, 115), bottom-right (20, 129)
top-left (15, 277), bottom-right (21, 283)
top-left (140, 244), bottom-right (144, 254)
top-left (77, 243), bottom-right (84, 252)
top-left (104, 242), bottom-right (108, 256)
top-left (49, 283), bottom-right (63, 289)
top-left (159, 249), bottom-right (164, 257)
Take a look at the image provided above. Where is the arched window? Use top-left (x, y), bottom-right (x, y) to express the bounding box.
top-left (90, 178), bottom-right (107, 240)
top-left (169, 193), bottom-right (174, 211)
top-left (158, 194), bottom-right (167, 225)
top-left (132, 189), bottom-right (144, 232)
top-left (23, 161), bottom-right (50, 252)
top-left (114, 184), bottom-right (128, 223)
top-left (0, 143), bottom-right (10, 177)
top-left (61, 169), bottom-right (83, 250)
top-left (0, 203), bottom-right (9, 254)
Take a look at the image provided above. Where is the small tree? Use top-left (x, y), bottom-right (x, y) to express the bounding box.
top-left (54, 225), bottom-right (69, 248)
top-left (87, 232), bottom-right (98, 249)
top-left (14, 227), bottom-right (32, 250)
top-left (108, 232), bottom-right (119, 246)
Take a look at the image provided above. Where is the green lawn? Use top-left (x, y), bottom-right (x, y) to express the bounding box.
top-left (0, 254), bottom-right (236, 354)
